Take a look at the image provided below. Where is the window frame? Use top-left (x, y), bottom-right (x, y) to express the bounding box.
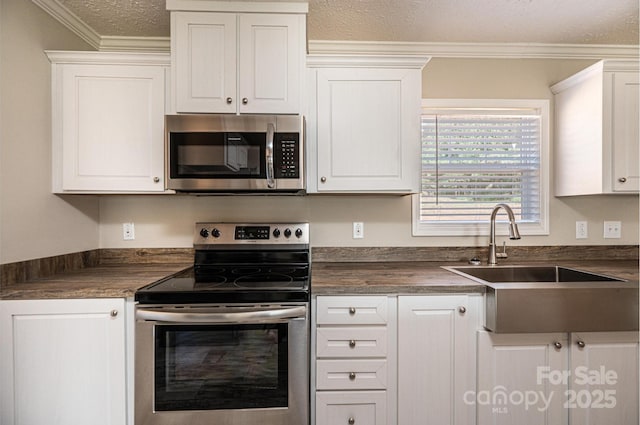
top-left (412, 98), bottom-right (550, 237)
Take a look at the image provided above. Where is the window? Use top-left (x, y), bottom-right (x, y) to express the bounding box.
top-left (412, 99), bottom-right (549, 236)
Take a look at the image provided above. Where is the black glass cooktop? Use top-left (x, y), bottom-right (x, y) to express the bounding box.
top-left (135, 266), bottom-right (310, 304)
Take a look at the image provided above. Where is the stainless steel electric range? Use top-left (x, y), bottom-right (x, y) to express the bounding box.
top-left (134, 222), bottom-right (310, 425)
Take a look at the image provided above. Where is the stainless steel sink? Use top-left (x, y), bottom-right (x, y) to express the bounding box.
top-left (444, 265), bottom-right (625, 283)
top-left (443, 265), bottom-right (638, 333)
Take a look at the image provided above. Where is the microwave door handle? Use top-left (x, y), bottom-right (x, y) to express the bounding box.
top-left (266, 123), bottom-right (276, 188)
top-left (136, 305), bottom-right (306, 324)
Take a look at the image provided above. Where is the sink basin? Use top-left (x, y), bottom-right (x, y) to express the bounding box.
top-left (443, 265), bottom-right (638, 333)
top-left (444, 265), bottom-right (625, 284)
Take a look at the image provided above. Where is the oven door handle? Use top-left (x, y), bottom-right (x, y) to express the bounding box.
top-left (136, 305), bottom-right (306, 324)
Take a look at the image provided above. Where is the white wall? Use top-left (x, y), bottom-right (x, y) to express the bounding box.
top-left (0, 0), bottom-right (99, 264)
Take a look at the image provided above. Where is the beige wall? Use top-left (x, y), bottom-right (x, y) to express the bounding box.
top-left (2, 2), bottom-right (638, 261)
top-left (0, 0), bottom-right (99, 264)
top-left (99, 57), bottom-right (638, 248)
top-left (99, 57), bottom-right (639, 248)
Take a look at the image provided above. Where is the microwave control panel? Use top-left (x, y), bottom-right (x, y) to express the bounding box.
top-left (274, 133), bottom-right (300, 179)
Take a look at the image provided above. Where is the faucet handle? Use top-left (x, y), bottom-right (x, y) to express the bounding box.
top-left (496, 241), bottom-right (508, 259)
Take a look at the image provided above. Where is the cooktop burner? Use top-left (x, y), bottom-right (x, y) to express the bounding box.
top-left (135, 222), bottom-right (310, 304)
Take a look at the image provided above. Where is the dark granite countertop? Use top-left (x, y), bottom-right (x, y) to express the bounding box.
top-left (310, 260), bottom-right (639, 295)
top-left (1, 258), bottom-right (636, 300)
top-left (0, 263), bottom-right (191, 300)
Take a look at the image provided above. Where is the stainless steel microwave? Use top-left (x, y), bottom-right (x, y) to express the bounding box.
top-left (165, 114), bottom-right (304, 193)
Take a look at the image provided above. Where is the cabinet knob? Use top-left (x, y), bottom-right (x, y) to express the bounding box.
top-left (458, 306), bottom-right (466, 314)
top-left (242, 98), bottom-right (248, 105)
top-left (349, 307), bottom-right (356, 315)
top-left (110, 310), bottom-right (118, 317)
top-left (226, 97), bottom-right (233, 104)
top-left (349, 339), bottom-right (356, 348)
top-left (153, 177), bottom-right (160, 183)
top-left (618, 177), bottom-right (627, 183)
top-left (553, 341), bottom-right (562, 349)
top-left (349, 372), bottom-right (356, 380)
top-left (576, 340), bottom-right (586, 348)
top-left (348, 417), bottom-right (355, 425)
top-left (320, 176), bottom-right (327, 183)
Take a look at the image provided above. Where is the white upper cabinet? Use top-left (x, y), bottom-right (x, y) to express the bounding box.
top-left (48, 51), bottom-right (169, 193)
top-left (551, 60), bottom-right (639, 196)
top-left (168, 1), bottom-right (307, 114)
top-left (306, 56), bottom-right (429, 193)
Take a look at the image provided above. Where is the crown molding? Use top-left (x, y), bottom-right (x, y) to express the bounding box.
top-left (99, 36), bottom-right (171, 52)
top-left (32, 0), bottom-right (640, 59)
top-left (45, 50), bottom-right (170, 65)
top-left (308, 40), bottom-right (640, 59)
top-left (32, 0), bottom-right (101, 50)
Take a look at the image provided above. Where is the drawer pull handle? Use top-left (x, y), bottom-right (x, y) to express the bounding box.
top-left (349, 307), bottom-right (356, 315)
top-left (349, 339), bottom-right (356, 348)
top-left (619, 177), bottom-right (627, 183)
top-left (553, 341), bottom-right (562, 349)
top-left (348, 417), bottom-right (355, 425)
top-left (110, 310), bottom-right (118, 317)
top-left (458, 306), bottom-right (466, 314)
top-left (349, 372), bottom-right (356, 380)
top-left (577, 340), bottom-right (586, 348)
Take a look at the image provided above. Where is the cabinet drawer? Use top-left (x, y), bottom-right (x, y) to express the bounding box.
top-left (316, 391), bottom-right (387, 425)
top-left (317, 327), bottom-right (387, 358)
top-left (317, 359), bottom-right (387, 390)
top-left (316, 296), bottom-right (388, 325)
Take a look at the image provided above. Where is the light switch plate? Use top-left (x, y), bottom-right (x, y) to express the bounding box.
top-left (575, 221), bottom-right (588, 239)
top-left (123, 222), bottom-right (135, 240)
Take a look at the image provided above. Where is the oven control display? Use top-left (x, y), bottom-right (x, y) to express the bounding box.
top-left (235, 226), bottom-right (270, 240)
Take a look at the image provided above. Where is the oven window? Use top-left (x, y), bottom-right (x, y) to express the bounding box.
top-left (154, 324), bottom-right (288, 411)
top-left (169, 132), bottom-right (266, 178)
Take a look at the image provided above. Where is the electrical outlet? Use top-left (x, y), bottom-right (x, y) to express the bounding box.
top-left (123, 222), bottom-right (135, 240)
top-left (353, 222), bottom-right (364, 239)
top-left (603, 221), bottom-right (621, 239)
top-left (575, 221), bottom-right (588, 239)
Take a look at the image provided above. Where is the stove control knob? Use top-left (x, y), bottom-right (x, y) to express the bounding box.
top-left (273, 228), bottom-right (281, 238)
top-left (284, 228), bottom-right (292, 238)
top-left (199, 228), bottom-right (209, 238)
top-left (212, 228), bottom-right (221, 238)
top-left (295, 228), bottom-right (303, 238)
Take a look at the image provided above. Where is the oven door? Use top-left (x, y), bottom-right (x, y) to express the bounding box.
top-left (135, 304), bottom-right (309, 425)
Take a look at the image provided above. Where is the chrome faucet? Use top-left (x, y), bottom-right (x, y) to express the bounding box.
top-left (488, 203), bottom-right (521, 265)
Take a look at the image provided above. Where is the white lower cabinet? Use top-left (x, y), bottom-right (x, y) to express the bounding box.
top-left (316, 391), bottom-right (388, 425)
top-left (397, 295), bottom-right (480, 425)
top-left (477, 330), bottom-right (639, 425)
top-left (568, 332), bottom-right (639, 425)
top-left (0, 298), bottom-right (129, 425)
top-left (314, 296), bottom-right (396, 425)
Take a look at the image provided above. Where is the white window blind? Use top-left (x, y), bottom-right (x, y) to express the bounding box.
top-left (413, 100), bottom-right (549, 236)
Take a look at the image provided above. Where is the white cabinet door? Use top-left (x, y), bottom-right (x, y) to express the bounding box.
top-left (569, 332), bottom-right (639, 425)
top-left (477, 331), bottom-right (568, 425)
top-left (238, 13), bottom-right (302, 114)
top-left (50, 53), bottom-right (168, 193)
top-left (316, 295), bottom-right (389, 325)
top-left (315, 67), bottom-right (422, 192)
top-left (173, 12), bottom-right (236, 113)
top-left (316, 391), bottom-right (387, 425)
top-left (0, 299), bottom-right (127, 425)
top-left (551, 59), bottom-right (639, 195)
top-left (172, 12), bottom-right (303, 114)
top-left (398, 295), bottom-right (475, 425)
top-left (611, 72), bottom-right (640, 192)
